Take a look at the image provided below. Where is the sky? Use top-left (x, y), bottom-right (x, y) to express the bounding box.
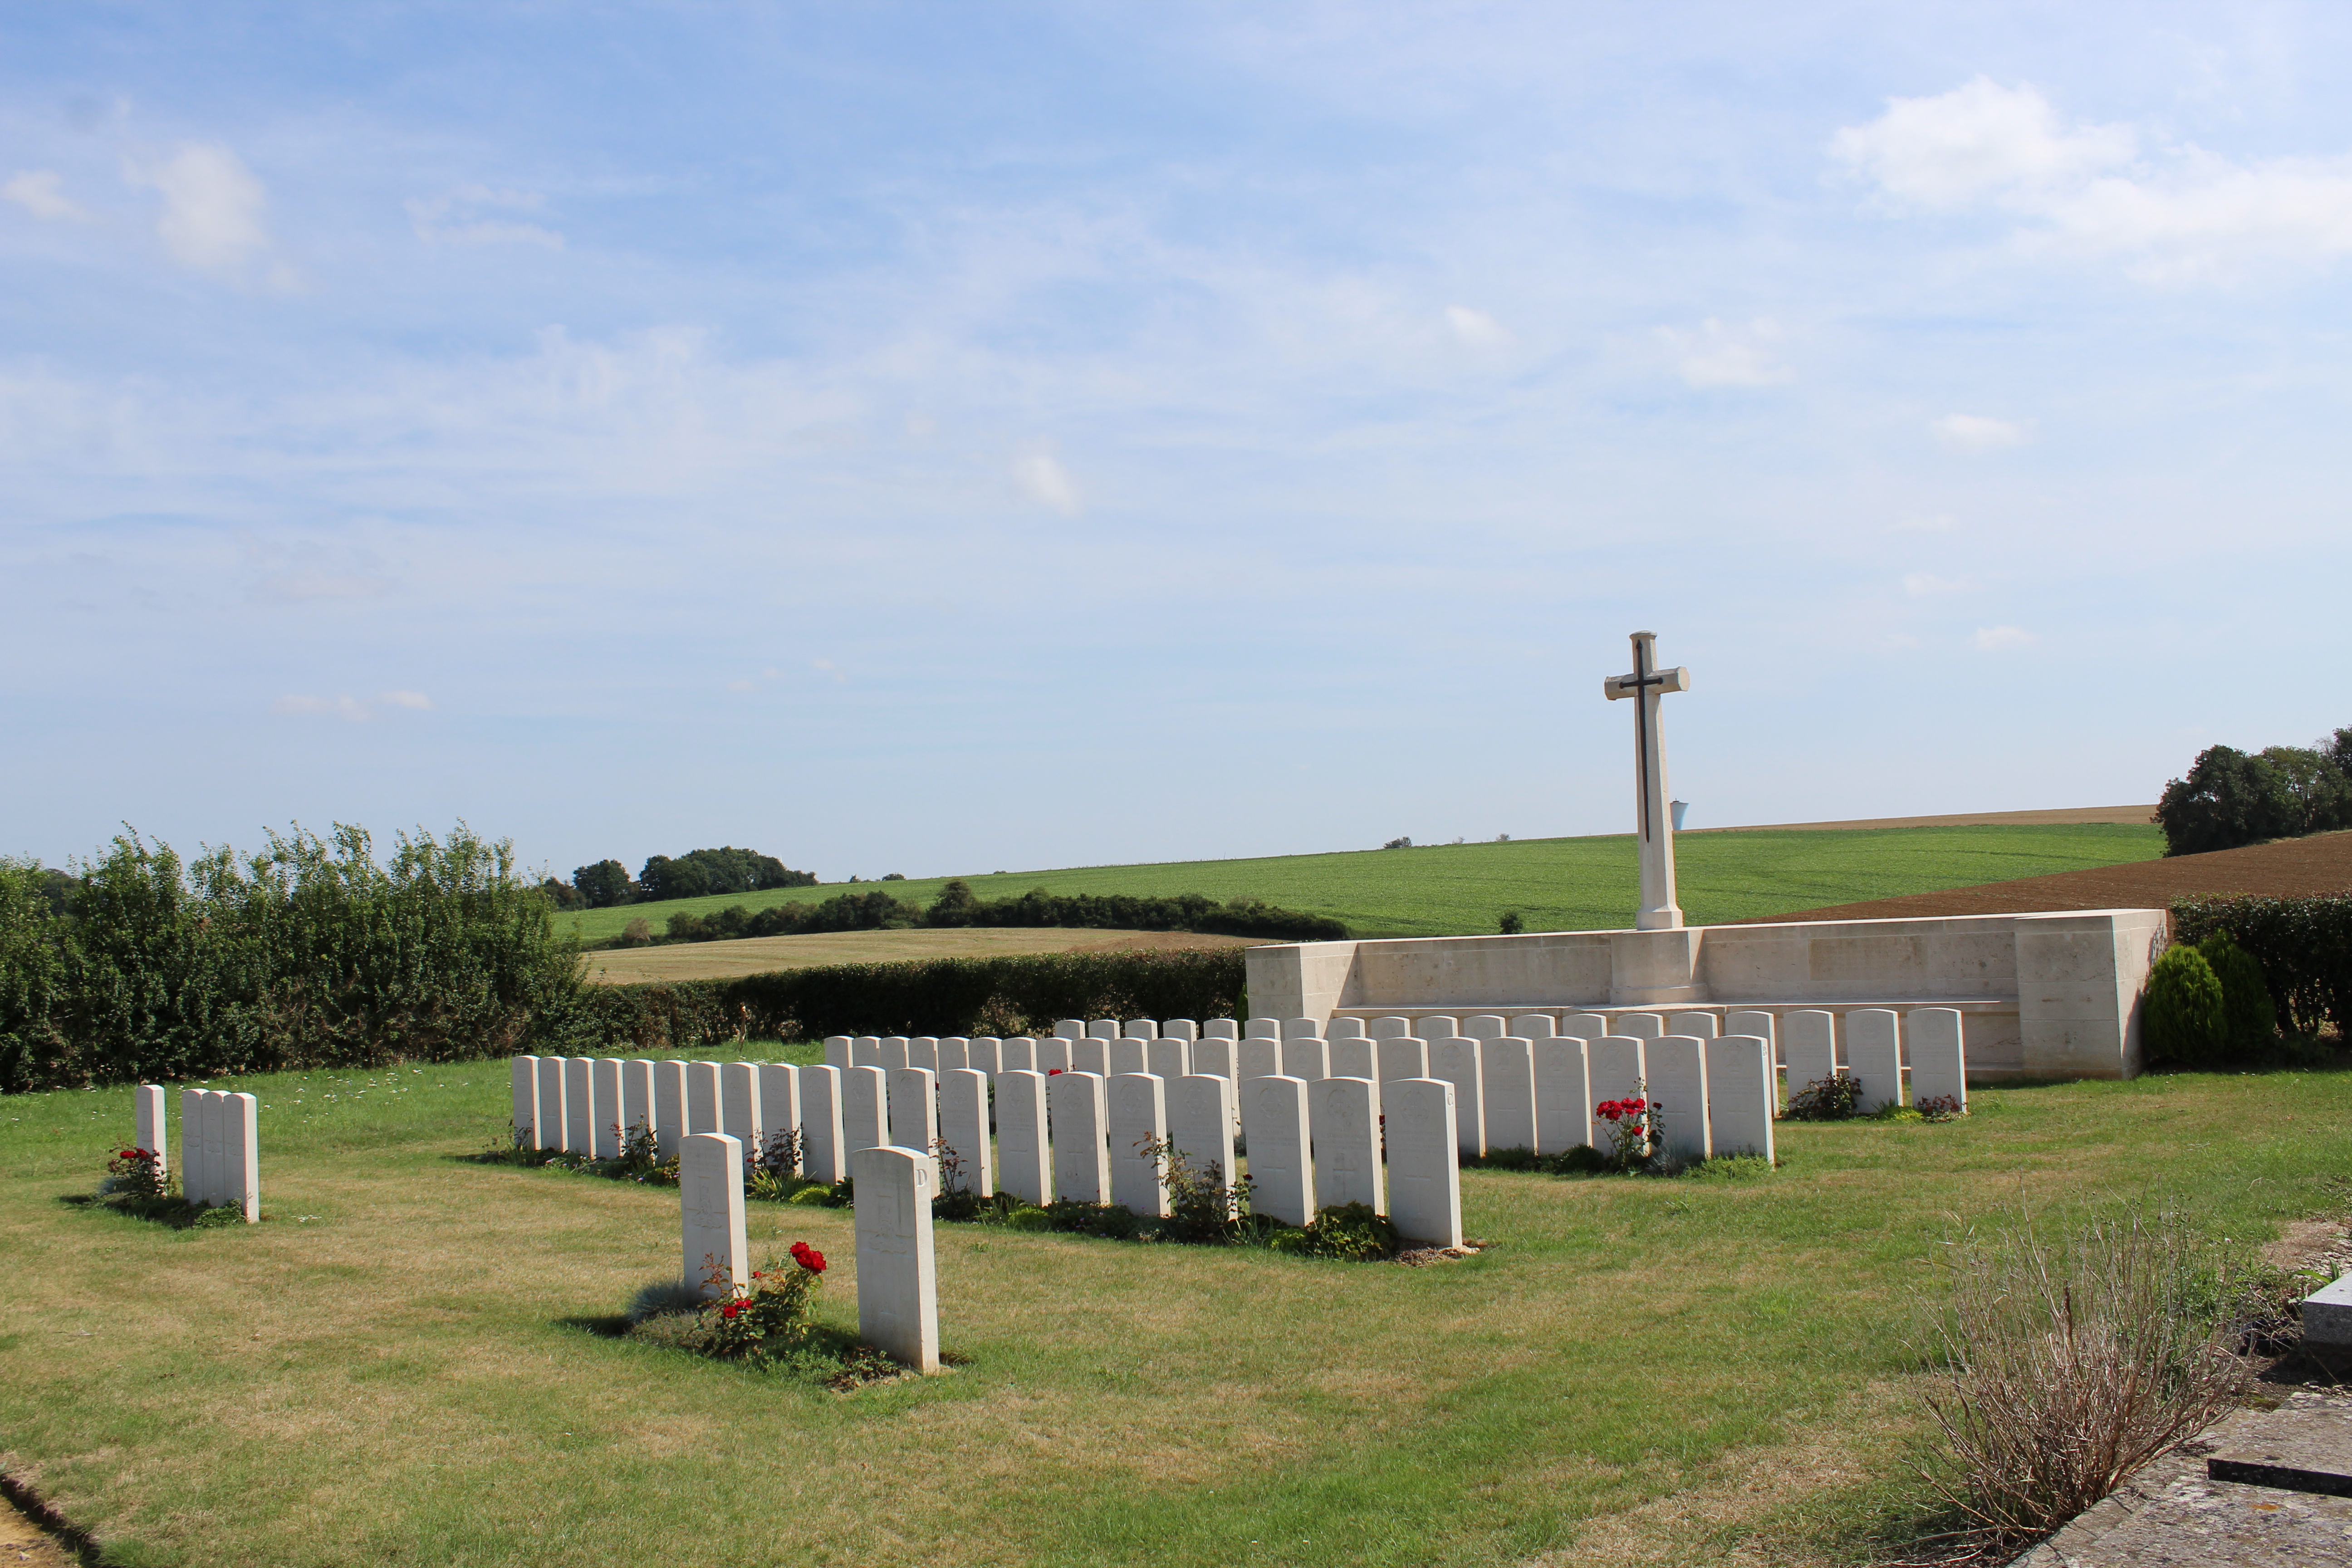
top-left (6, 2), bottom-right (2352, 883)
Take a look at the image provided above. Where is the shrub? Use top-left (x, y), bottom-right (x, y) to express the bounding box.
top-left (1783, 1073), bottom-right (1863, 1121)
top-left (2195, 930), bottom-right (2277, 1058)
top-left (2171, 894), bottom-right (2352, 1039)
top-left (1593, 1092), bottom-right (1659, 1166)
top-left (2142, 945), bottom-right (2227, 1066)
top-left (1910, 1205), bottom-right (2247, 1558)
top-left (1915, 1094), bottom-right (1964, 1122)
top-left (1498, 910), bottom-right (1524, 935)
top-left (1139, 1135), bottom-right (1253, 1243)
top-left (102, 1145), bottom-right (170, 1200)
top-left (1303, 1202), bottom-right (1400, 1260)
top-left (617, 917), bottom-right (654, 948)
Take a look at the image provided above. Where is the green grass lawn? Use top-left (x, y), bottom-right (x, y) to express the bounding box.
top-left (4, 1044), bottom-right (2343, 1568)
top-left (562, 823), bottom-right (2164, 944)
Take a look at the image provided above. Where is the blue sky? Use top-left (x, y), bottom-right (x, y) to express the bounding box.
top-left (7, 2), bottom-right (2351, 882)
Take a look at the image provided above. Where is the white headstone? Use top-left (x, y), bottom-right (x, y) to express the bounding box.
top-left (135, 1083), bottom-right (168, 1181)
top-left (721, 1062), bottom-right (761, 1154)
top-left (1511, 1014), bottom-right (1559, 1039)
top-left (938, 1038), bottom-right (970, 1073)
top-left (680, 1132), bottom-right (748, 1298)
top-left (1048, 1070), bottom-right (1110, 1205)
top-left (1705, 1035), bottom-right (1776, 1160)
top-left (938, 1068), bottom-right (993, 1196)
top-left (756, 1063), bottom-right (801, 1173)
top-left (1283, 1017), bottom-right (1321, 1039)
top-left (1647, 1036), bottom-right (1711, 1162)
top-left (223, 1091), bottom-right (260, 1222)
top-left (852, 1036), bottom-right (883, 1068)
top-left (1562, 1013), bottom-right (1610, 1040)
top-left (1202, 1018), bottom-right (1240, 1040)
top-left (186, 1086), bottom-right (218, 1205)
top-left (879, 1037), bottom-right (911, 1072)
top-left (1107, 1073), bottom-right (1170, 1216)
top-left (1418, 1015), bottom-right (1460, 1042)
top-left (1377, 1037), bottom-right (1430, 1085)
top-left (686, 1061), bottom-right (721, 1135)
top-left (1588, 1037), bottom-right (1647, 1149)
top-left (995, 1069), bottom-right (1051, 1205)
top-left (1906, 1008), bottom-right (1968, 1112)
top-left (1123, 1018), bottom-right (1160, 1041)
top-left (1071, 1037), bottom-right (1110, 1077)
top-left (1464, 1014), bottom-right (1508, 1041)
top-left (1244, 1017), bottom-right (1282, 1040)
top-left (1615, 1012), bottom-right (1665, 1039)
top-left (537, 1056), bottom-right (569, 1151)
top-left (1725, 1010), bottom-right (1778, 1052)
top-left (908, 1037), bottom-right (939, 1072)
top-left (1147, 1038), bottom-right (1192, 1080)
top-left (1052, 1019), bottom-right (1086, 1040)
top-left (968, 1037), bottom-right (1002, 1076)
top-left (888, 1066), bottom-right (937, 1155)
top-left (1087, 1018), bottom-right (1121, 1040)
top-left (1329, 1036), bottom-right (1376, 1079)
top-left (623, 1059), bottom-right (655, 1147)
top-left (1190, 1036), bottom-right (1235, 1080)
top-left (1386, 1078), bottom-right (1463, 1248)
top-left (1281, 1036), bottom-right (1330, 1082)
top-left (1161, 1018), bottom-right (1200, 1041)
top-left (593, 1059), bottom-right (625, 1157)
top-left (1480, 1037), bottom-right (1538, 1152)
top-left (1167, 1074), bottom-right (1235, 1182)
top-left (1533, 1037), bottom-right (1592, 1152)
top-left (510, 1056), bottom-right (540, 1148)
top-left (799, 1064), bottom-right (846, 1184)
top-left (841, 1064), bottom-right (889, 1153)
top-left (1668, 1011), bottom-right (1719, 1039)
top-left (1845, 1009), bottom-right (1903, 1112)
top-left (564, 1057), bottom-right (597, 1152)
top-left (1428, 1038), bottom-right (1486, 1157)
top-left (1782, 1009), bottom-right (1837, 1099)
top-left (1001, 1037), bottom-right (1038, 1073)
top-left (852, 1144), bottom-right (940, 1372)
top-left (1037, 1036), bottom-right (1072, 1074)
top-left (824, 1035), bottom-right (853, 1069)
top-left (1309, 1076), bottom-right (1382, 1212)
top-left (1240, 1075), bottom-right (1314, 1226)
top-left (1325, 1018), bottom-right (1368, 1041)
top-left (1108, 1038), bottom-right (1148, 1077)
top-left (1370, 1016), bottom-right (1414, 1039)
top-left (1238, 1038), bottom-right (1281, 1080)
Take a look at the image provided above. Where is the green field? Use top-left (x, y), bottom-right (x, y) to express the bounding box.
top-left (563, 823), bottom-right (2165, 944)
top-left (3, 1049), bottom-right (2341, 1567)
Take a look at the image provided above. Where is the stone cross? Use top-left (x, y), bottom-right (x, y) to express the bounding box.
top-left (1602, 629), bottom-right (1692, 931)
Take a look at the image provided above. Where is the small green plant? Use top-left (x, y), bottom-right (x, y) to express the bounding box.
top-left (103, 1146), bottom-right (171, 1201)
top-left (1300, 1202), bottom-right (1399, 1260)
top-left (1139, 1134), bottom-right (1254, 1243)
top-left (1593, 1088), bottom-right (1659, 1168)
top-left (2195, 930), bottom-right (2277, 1058)
top-left (1498, 910), bottom-right (1524, 935)
top-left (2143, 944), bottom-right (2227, 1066)
top-left (1915, 1094), bottom-right (1964, 1122)
top-left (1783, 1072), bottom-right (1862, 1121)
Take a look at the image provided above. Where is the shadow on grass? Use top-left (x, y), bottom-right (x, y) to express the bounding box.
top-left (54, 1192), bottom-right (246, 1230)
top-left (556, 1313), bottom-right (635, 1338)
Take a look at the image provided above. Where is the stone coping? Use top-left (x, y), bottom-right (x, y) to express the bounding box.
top-left (1330, 998), bottom-right (2017, 1020)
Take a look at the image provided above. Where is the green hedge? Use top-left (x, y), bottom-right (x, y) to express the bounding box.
top-left (566, 948), bottom-right (1250, 1054)
top-left (2170, 895), bottom-right (2352, 1039)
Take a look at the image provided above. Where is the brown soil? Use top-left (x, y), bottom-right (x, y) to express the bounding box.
top-left (1686, 803), bottom-right (2158, 833)
top-left (1743, 830), bottom-right (2352, 924)
top-left (0, 1485), bottom-right (74, 1568)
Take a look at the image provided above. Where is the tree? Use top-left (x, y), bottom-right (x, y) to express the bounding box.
top-left (2261, 745), bottom-right (2352, 835)
top-left (573, 860), bottom-right (633, 909)
top-left (2154, 746), bottom-right (2299, 857)
top-left (537, 877), bottom-right (583, 911)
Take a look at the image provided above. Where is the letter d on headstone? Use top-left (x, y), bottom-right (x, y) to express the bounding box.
top-left (853, 1144), bottom-right (940, 1373)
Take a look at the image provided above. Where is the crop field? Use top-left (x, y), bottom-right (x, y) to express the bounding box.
top-left (4, 1052), bottom-right (2345, 1567)
top-left (562, 823), bottom-right (2166, 945)
top-left (582, 927), bottom-right (1261, 985)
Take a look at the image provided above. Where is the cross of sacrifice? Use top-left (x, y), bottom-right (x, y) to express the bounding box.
top-left (1602, 630), bottom-right (1691, 931)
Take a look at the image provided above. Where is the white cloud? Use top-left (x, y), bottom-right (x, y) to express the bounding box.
top-left (128, 143), bottom-right (270, 270)
top-left (2, 171), bottom-right (92, 222)
top-left (1902, 572), bottom-right (1971, 596)
top-left (271, 690), bottom-right (430, 720)
top-left (1013, 451), bottom-right (1083, 516)
top-left (1973, 625), bottom-right (2036, 651)
top-left (407, 185), bottom-right (564, 248)
top-left (1443, 304), bottom-right (1509, 347)
top-left (1932, 413), bottom-right (2026, 452)
top-left (1658, 318), bottom-right (1790, 387)
top-left (1833, 78), bottom-right (2352, 281)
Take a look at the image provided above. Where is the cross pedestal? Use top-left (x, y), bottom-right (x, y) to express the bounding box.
top-left (1602, 630), bottom-right (1690, 931)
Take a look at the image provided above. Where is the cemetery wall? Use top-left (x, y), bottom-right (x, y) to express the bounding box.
top-left (1249, 908), bottom-right (2168, 1080)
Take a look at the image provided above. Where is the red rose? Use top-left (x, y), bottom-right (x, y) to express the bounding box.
top-left (1048, 1067), bottom-right (1063, 1075)
top-left (801, 1248), bottom-right (827, 1273)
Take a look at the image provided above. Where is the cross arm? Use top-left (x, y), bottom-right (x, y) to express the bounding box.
top-left (1601, 666), bottom-right (1691, 700)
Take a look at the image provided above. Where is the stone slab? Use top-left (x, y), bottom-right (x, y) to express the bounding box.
top-left (1845, 1008), bottom-right (1904, 1112)
top-left (1782, 1009), bottom-right (1837, 1096)
top-left (687, 1060), bottom-right (721, 1135)
top-left (680, 1132), bottom-right (747, 1297)
top-left (937, 1068), bottom-right (992, 1197)
top-left (1588, 1036), bottom-right (1646, 1150)
top-left (1239, 1074), bottom-right (1313, 1225)
top-left (1532, 1037), bottom-right (1591, 1152)
top-left (1281, 1037), bottom-right (1329, 1082)
top-left (756, 1063), bottom-right (800, 1173)
top-left (1704, 1035), bottom-right (1775, 1160)
top-left (2301, 1274), bottom-right (2352, 1350)
top-left (799, 1064), bottom-right (846, 1184)
top-left (1907, 1006), bottom-right (1969, 1112)
top-left (1647, 1035), bottom-right (1711, 1162)
top-left (721, 1061), bottom-right (760, 1153)
top-left (2207, 1398), bottom-right (2352, 1496)
top-left (852, 1144), bottom-right (940, 1372)
top-left (1428, 1037), bottom-right (1485, 1157)
top-left (1048, 1069), bottom-right (1110, 1205)
top-left (1385, 1077), bottom-right (1462, 1248)
top-left (1308, 1076), bottom-right (1382, 1212)
top-left (1480, 1037), bottom-right (1537, 1152)
top-left (841, 1064), bottom-right (888, 1153)
top-left (1107, 1073), bottom-right (1169, 1216)
top-left (136, 1083), bottom-right (167, 1179)
top-left (1147, 1038), bottom-right (1193, 1080)
top-left (1167, 1074), bottom-right (1235, 1182)
top-left (510, 1057), bottom-right (539, 1149)
top-left (995, 1069), bottom-right (1052, 1205)
top-left (888, 1066), bottom-right (936, 1156)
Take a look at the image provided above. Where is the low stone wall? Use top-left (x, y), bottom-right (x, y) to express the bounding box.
top-left (1245, 907), bottom-right (2169, 1081)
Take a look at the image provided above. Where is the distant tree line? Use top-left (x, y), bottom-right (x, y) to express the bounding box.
top-left (540, 846), bottom-right (819, 910)
top-left (2156, 727), bottom-right (2352, 857)
top-left (618, 879), bottom-right (1347, 949)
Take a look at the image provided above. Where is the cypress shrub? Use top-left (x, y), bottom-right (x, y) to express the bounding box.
top-left (2171, 895), bottom-right (2352, 1040)
top-left (2195, 930), bottom-right (2277, 1057)
top-left (2141, 946), bottom-right (2226, 1067)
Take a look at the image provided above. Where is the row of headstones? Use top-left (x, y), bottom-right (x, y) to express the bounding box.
top-left (681, 1132), bottom-right (941, 1372)
top-left (514, 1052), bottom-right (1468, 1250)
top-left (132, 1084), bottom-right (260, 1221)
